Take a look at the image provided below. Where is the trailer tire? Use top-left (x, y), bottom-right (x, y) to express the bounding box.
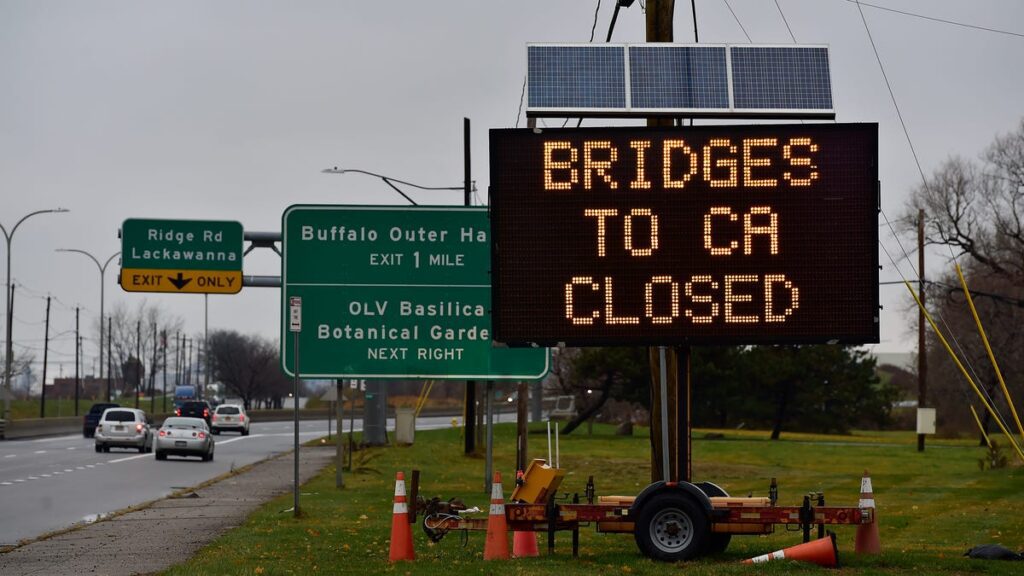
top-left (633, 492), bottom-right (708, 562)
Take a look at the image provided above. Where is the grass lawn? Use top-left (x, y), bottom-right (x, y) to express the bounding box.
top-left (8, 395), bottom-right (173, 419)
top-left (165, 423), bottom-right (1023, 575)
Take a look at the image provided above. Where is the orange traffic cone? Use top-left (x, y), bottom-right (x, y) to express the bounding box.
top-left (744, 533), bottom-right (839, 567)
top-left (512, 470), bottom-right (539, 558)
top-left (388, 471), bottom-right (415, 562)
top-left (484, 471), bottom-right (510, 560)
top-left (855, 469), bottom-right (881, 554)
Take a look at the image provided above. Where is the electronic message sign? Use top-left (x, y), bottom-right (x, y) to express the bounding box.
top-left (489, 124), bottom-right (879, 346)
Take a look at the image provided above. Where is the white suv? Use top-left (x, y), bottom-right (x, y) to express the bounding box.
top-left (211, 404), bottom-right (249, 436)
top-left (94, 408), bottom-right (153, 453)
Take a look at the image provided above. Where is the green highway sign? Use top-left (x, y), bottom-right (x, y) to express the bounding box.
top-left (121, 218), bottom-right (244, 294)
top-left (281, 205), bottom-right (549, 380)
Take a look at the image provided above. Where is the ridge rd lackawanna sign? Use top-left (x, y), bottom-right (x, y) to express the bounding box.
top-left (120, 219), bottom-right (244, 294)
top-left (489, 123), bottom-right (880, 346)
top-left (281, 205), bottom-right (548, 380)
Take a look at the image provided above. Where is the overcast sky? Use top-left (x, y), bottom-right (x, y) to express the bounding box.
top-left (2, 0), bottom-right (1022, 381)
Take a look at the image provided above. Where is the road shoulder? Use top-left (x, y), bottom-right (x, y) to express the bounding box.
top-left (0, 446), bottom-right (335, 576)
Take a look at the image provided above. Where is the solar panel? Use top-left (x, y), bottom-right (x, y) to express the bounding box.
top-left (525, 43), bottom-right (834, 119)
top-left (629, 45), bottom-right (729, 110)
top-left (731, 46), bottom-right (832, 111)
top-left (527, 45), bottom-right (626, 111)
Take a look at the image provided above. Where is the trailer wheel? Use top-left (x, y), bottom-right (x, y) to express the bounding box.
top-left (634, 492), bottom-right (708, 562)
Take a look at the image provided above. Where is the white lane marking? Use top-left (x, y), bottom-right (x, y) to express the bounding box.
top-left (41, 474), bottom-right (52, 478)
top-left (86, 465), bottom-right (95, 468)
top-left (31, 434), bottom-right (80, 443)
top-left (15, 479), bottom-right (25, 483)
top-left (34, 450), bottom-right (47, 454)
top-left (28, 476), bottom-right (39, 480)
top-left (67, 447), bottom-right (77, 451)
top-left (1, 481), bottom-right (11, 486)
top-left (64, 469), bottom-right (74, 473)
top-left (4, 454), bottom-right (16, 458)
top-left (52, 471), bottom-right (62, 475)
top-left (108, 454), bottom-right (151, 464)
top-left (76, 466), bottom-right (85, 470)
top-left (215, 434), bottom-right (260, 446)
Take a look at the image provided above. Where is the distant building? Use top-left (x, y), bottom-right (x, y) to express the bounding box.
top-left (49, 377), bottom-right (124, 399)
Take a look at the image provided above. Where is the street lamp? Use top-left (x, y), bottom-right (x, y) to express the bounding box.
top-left (56, 249), bottom-right (120, 401)
top-left (320, 168), bottom-right (467, 206)
top-left (2, 207), bottom-right (70, 422)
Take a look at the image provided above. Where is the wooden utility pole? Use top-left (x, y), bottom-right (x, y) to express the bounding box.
top-left (464, 117), bottom-right (477, 456)
top-left (918, 209), bottom-right (927, 451)
top-left (162, 330), bottom-right (168, 413)
top-left (40, 296), bottom-right (51, 418)
top-left (74, 306), bottom-right (80, 416)
top-left (135, 319), bottom-right (141, 408)
top-left (106, 316), bottom-right (112, 401)
top-left (150, 322), bottom-right (158, 414)
top-left (644, 0), bottom-right (690, 483)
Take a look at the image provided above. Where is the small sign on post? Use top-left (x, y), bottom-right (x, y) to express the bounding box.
top-left (289, 296), bottom-right (302, 333)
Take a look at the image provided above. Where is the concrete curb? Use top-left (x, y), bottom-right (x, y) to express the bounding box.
top-left (0, 446), bottom-right (336, 576)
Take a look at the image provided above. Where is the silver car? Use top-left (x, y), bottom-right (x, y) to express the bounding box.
top-left (94, 408), bottom-right (153, 453)
top-left (211, 404), bottom-right (249, 435)
top-left (155, 417), bottom-right (215, 461)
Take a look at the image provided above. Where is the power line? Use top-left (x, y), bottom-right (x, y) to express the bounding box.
top-left (589, 0), bottom-right (603, 42)
top-left (854, 1), bottom-right (927, 185)
top-left (844, 0), bottom-right (1024, 39)
top-left (722, 0), bottom-right (752, 42)
top-left (774, 0), bottom-right (797, 42)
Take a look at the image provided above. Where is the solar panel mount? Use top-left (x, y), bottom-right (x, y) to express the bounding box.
top-left (526, 43), bottom-right (834, 120)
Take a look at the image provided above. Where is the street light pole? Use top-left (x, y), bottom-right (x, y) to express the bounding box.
top-left (2, 208), bottom-right (69, 422)
top-left (56, 249), bottom-right (119, 403)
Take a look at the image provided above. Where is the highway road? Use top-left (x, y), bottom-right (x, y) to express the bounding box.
top-left (0, 415), bottom-right (456, 546)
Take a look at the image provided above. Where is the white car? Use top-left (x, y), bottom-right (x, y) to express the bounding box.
top-left (155, 417), bottom-right (214, 461)
top-left (211, 404), bottom-right (250, 436)
top-left (94, 408), bottom-right (153, 453)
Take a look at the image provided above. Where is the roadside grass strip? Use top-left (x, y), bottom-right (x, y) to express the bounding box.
top-left (165, 424), bottom-right (1024, 576)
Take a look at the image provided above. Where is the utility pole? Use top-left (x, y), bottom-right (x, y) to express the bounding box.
top-left (135, 319), bottom-right (141, 409)
top-left (918, 209), bottom-right (927, 452)
top-left (106, 316), bottom-right (112, 401)
top-left (175, 331), bottom-right (181, 388)
top-left (74, 307), bottom-right (80, 417)
top-left (162, 330), bottom-right (168, 413)
top-left (464, 116), bottom-right (477, 456)
top-left (204, 294), bottom-right (209, 400)
top-left (150, 322), bottom-right (158, 414)
top-left (644, 0), bottom-right (688, 483)
top-left (40, 296), bottom-right (51, 418)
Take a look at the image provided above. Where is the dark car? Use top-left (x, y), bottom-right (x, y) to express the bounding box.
top-left (83, 403), bottom-right (120, 438)
top-left (177, 400), bottom-right (212, 426)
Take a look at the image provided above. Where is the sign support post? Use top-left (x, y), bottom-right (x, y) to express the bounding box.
top-left (289, 296), bottom-right (302, 517)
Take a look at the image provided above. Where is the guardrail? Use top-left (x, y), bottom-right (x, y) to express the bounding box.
top-left (0, 407), bottom-right (457, 440)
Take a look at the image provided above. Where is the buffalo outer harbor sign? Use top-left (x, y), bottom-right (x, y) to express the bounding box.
top-left (281, 205), bottom-right (548, 379)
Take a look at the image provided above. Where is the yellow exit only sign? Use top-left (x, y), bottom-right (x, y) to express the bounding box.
top-left (120, 268), bottom-right (242, 294)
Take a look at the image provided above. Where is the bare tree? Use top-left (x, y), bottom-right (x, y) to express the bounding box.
top-left (905, 118), bottom-right (1024, 279)
top-left (903, 118), bottom-right (1024, 439)
top-left (105, 301), bottom-right (185, 399)
top-left (2, 352), bottom-right (36, 399)
top-left (207, 330), bottom-right (288, 410)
